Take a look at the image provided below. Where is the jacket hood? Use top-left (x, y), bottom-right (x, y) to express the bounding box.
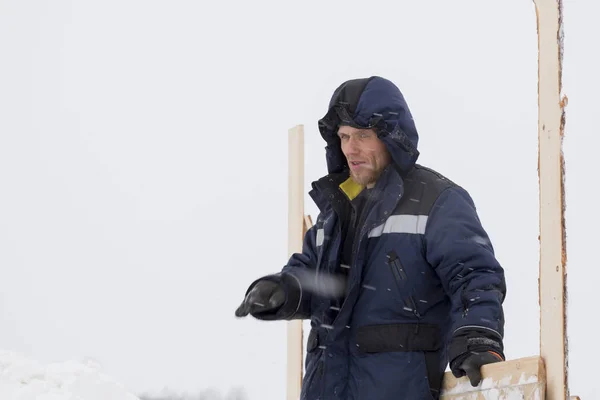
top-left (317, 76), bottom-right (420, 175)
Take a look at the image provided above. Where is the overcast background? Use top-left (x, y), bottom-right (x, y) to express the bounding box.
top-left (0, 1), bottom-right (596, 399)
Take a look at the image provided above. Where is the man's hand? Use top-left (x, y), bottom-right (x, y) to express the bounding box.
top-left (451, 351), bottom-right (503, 387)
top-left (235, 280), bottom-right (285, 318)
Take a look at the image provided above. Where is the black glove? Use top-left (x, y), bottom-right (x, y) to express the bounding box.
top-left (235, 280), bottom-right (285, 317)
top-left (451, 351), bottom-right (503, 386)
top-left (449, 328), bottom-right (505, 387)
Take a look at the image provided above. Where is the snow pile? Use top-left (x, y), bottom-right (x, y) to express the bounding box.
top-left (0, 350), bottom-right (139, 400)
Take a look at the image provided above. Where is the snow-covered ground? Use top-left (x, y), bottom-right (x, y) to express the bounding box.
top-left (0, 350), bottom-right (139, 400)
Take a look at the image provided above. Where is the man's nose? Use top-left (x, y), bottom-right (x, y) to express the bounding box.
top-left (345, 137), bottom-right (360, 154)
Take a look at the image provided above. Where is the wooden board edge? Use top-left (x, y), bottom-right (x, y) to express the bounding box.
top-left (441, 356), bottom-right (545, 395)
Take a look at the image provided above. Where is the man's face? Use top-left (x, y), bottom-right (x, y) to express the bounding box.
top-left (337, 126), bottom-right (391, 188)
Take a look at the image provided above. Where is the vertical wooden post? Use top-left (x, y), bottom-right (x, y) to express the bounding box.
top-left (534, 0), bottom-right (568, 399)
top-left (287, 125), bottom-right (305, 400)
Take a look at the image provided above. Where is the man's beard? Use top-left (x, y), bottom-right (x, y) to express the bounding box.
top-left (350, 169), bottom-right (379, 187)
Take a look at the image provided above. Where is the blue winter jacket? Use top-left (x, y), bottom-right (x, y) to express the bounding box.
top-left (250, 76), bottom-right (506, 400)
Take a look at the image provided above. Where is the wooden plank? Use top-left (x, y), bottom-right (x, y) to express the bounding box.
top-left (301, 214), bottom-right (313, 379)
top-left (304, 214), bottom-right (313, 232)
top-left (287, 125), bottom-right (305, 400)
top-left (533, 0), bottom-right (568, 399)
top-left (440, 356), bottom-right (545, 399)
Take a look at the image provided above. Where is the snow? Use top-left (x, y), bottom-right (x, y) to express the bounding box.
top-left (0, 350), bottom-right (139, 400)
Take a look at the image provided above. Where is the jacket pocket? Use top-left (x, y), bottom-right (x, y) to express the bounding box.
top-left (387, 251), bottom-right (422, 319)
top-left (387, 250), bottom-right (408, 283)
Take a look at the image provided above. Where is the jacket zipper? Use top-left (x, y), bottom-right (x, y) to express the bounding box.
top-left (388, 251), bottom-right (421, 319)
top-left (404, 295), bottom-right (422, 319)
top-left (323, 190), bottom-right (376, 398)
top-left (350, 192), bottom-right (377, 269)
top-left (388, 251), bottom-right (408, 282)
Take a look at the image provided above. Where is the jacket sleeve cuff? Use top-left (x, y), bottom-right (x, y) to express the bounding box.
top-left (448, 326), bottom-right (505, 370)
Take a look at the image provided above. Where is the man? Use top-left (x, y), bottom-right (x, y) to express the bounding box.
top-left (235, 76), bottom-right (506, 400)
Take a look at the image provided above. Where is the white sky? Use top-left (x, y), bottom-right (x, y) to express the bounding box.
top-left (0, 1), bottom-right (596, 399)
